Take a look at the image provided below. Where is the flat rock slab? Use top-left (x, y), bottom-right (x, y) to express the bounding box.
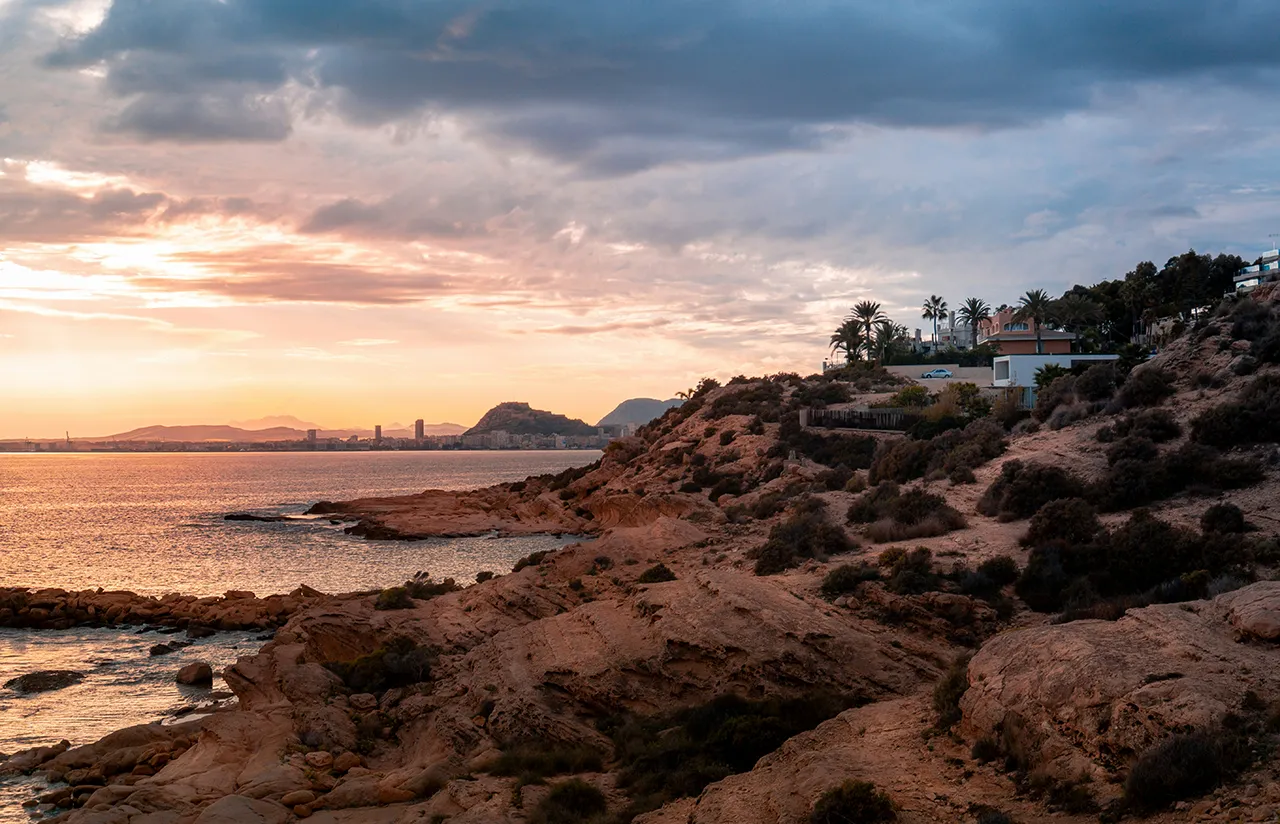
top-left (5, 670), bottom-right (85, 693)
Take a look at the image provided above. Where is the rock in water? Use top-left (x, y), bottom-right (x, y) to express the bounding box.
top-left (176, 662), bottom-right (214, 686)
top-left (4, 670), bottom-right (85, 693)
top-left (150, 643), bottom-right (174, 656)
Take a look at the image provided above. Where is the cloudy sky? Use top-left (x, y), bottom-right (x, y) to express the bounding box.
top-left (2, 0), bottom-right (1279, 437)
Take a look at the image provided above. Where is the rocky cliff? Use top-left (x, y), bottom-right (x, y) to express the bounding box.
top-left (11, 292), bottom-right (1280, 823)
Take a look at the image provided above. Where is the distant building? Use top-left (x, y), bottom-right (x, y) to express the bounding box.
top-left (992, 353), bottom-right (1120, 405)
top-left (414, 419), bottom-right (425, 440)
top-left (978, 308), bottom-right (1075, 354)
top-left (1235, 249), bottom-right (1280, 292)
top-left (374, 425), bottom-right (382, 443)
top-left (306, 429), bottom-right (318, 443)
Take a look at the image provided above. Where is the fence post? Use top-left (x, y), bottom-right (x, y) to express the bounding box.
top-left (799, 408), bottom-right (811, 427)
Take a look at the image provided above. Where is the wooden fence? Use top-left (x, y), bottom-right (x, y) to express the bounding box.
top-left (804, 407), bottom-right (922, 432)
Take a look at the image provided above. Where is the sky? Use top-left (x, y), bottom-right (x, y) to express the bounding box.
top-left (2, 0), bottom-right (1279, 438)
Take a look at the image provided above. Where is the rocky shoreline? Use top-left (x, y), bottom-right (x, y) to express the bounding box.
top-left (6, 311), bottom-right (1280, 822)
top-left (0, 585), bottom-right (332, 632)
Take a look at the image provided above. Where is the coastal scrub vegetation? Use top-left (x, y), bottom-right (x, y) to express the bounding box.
top-left (1191, 374), bottom-right (1280, 449)
top-left (1015, 507), bottom-right (1271, 618)
top-left (530, 778), bottom-right (609, 824)
top-left (932, 655), bottom-right (971, 731)
top-left (604, 692), bottom-right (858, 822)
top-left (869, 418), bottom-right (1006, 485)
top-left (977, 461), bottom-right (1086, 521)
top-left (846, 485), bottom-right (967, 543)
top-left (325, 637), bottom-right (435, 692)
top-left (752, 500), bottom-right (854, 575)
top-left (809, 780), bottom-right (896, 824)
top-left (488, 742), bottom-right (605, 786)
top-left (636, 563), bottom-right (677, 584)
top-left (1123, 729), bottom-right (1250, 812)
top-left (374, 574), bottom-right (462, 610)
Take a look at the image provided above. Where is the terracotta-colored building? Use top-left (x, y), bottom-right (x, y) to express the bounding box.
top-left (977, 308), bottom-right (1076, 354)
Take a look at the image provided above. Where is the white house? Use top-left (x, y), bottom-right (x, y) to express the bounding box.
top-left (992, 354), bottom-right (1121, 404)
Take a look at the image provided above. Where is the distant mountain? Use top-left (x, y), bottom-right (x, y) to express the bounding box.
top-left (465, 402), bottom-right (596, 437)
top-left (596, 398), bottom-right (683, 427)
top-left (105, 425), bottom-right (306, 442)
top-left (231, 415), bottom-right (324, 431)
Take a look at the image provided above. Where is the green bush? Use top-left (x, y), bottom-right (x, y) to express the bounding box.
top-left (753, 511), bottom-right (853, 575)
top-left (405, 573), bottom-right (462, 600)
top-left (1117, 408), bottom-right (1181, 442)
top-left (1192, 374), bottom-right (1280, 448)
top-left (809, 780), bottom-right (896, 824)
top-left (1091, 443), bottom-right (1263, 512)
top-left (978, 460), bottom-right (1086, 521)
top-left (1021, 498), bottom-right (1101, 548)
top-left (1201, 503), bottom-right (1246, 534)
top-left (1123, 732), bottom-right (1229, 812)
top-left (869, 419), bottom-right (1006, 485)
top-left (719, 430), bottom-right (737, 446)
top-left (771, 417), bottom-right (878, 469)
top-left (325, 637), bottom-right (435, 692)
top-left (820, 563), bottom-right (880, 599)
top-left (932, 655), bottom-right (970, 730)
top-left (1032, 376), bottom-right (1078, 423)
top-left (881, 547), bottom-right (941, 595)
top-left (489, 742), bottom-right (604, 783)
top-left (708, 475), bottom-right (744, 502)
top-left (637, 563), bottom-right (677, 584)
top-left (1075, 363), bottom-right (1118, 402)
top-left (610, 693), bottom-right (854, 821)
top-left (374, 586), bottom-right (414, 610)
top-left (850, 486), bottom-right (967, 544)
top-left (977, 556), bottom-right (1019, 587)
top-left (1115, 367), bottom-right (1175, 409)
top-left (1105, 436), bottom-right (1157, 465)
top-left (476, 570), bottom-right (495, 583)
top-left (530, 779), bottom-right (608, 824)
top-left (706, 381), bottom-right (785, 420)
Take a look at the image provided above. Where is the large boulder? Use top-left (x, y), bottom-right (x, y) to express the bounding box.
top-left (961, 582), bottom-right (1280, 781)
top-left (176, 662), bottom-right (214, 686)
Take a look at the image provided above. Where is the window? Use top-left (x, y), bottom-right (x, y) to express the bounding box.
top-left (1002, 322), bottom-right (1029, 332)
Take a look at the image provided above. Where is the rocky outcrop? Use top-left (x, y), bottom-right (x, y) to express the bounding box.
top-left (961, 582), bottom-right (1280, 783)
top-left (4, 670), bottom-right (84, 693)
top-left (0, 585), bottom-right (333, 631)
top-left (177, 662), bottom-right (215, 686)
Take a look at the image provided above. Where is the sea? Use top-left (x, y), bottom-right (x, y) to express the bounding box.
top-left (0, 450), bottom-right (600, 819)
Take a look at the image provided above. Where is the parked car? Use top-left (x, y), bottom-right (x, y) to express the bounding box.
top-left (920, 368), bottom-right (954, 379)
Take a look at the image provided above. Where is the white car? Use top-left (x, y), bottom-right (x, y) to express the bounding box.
top-left (920, 368), bottom-right (953, 379)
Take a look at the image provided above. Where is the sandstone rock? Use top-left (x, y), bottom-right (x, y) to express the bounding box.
top-left (176, 663), bottom-right (214, 686)
top-left (332, 752), bottom-right (362, 774)
top-left (294, 805), bottom-right (313, 818)
top-left (149, 644), bottom-right (174, 656)
top-left (0, 740), bottom-right (70, 775)
top-left (348, 693), bottom-right (378, 712)
top-left (192, 795), bottom-right (288, 824)
top-left (280, 789), bottom-right (316, 807)
top-left (316, 774), bottom-right (381, 809)
top-left (4, 670), bottom-right (85, 693)
top-left (236, 764), bottom-right (310, 799)
top-left (962, 582), bottom-right (1280, 781)
top-left (304, 751), bottom-right (334, 770)
top-left (1225, 584), bottom-right (1280, 641)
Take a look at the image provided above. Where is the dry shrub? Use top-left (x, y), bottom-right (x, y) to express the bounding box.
top-left (1115, 366), bottom-right (1175, 409)
top-left (978, 460), bottom-right (1086, 521)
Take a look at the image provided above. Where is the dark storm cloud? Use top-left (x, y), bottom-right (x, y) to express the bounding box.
top-left (40, 1), bottom-right (1280, 162)
top-left (103, 94), bottom-right (292, 143)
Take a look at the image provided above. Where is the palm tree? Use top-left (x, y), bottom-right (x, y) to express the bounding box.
top-left (1051, 293), bottom-right (1104, 339)
top-left (921, 295), bottom-right (947, 348)
top-left (956, 297), bottom-right (991, 350)
top-left (851, 300), bottom-right (886, 361)
top-left (828, 318), bottom-right (864, 365)
top-left (1014, 289), bottom-right (1054, 355)
top-left (871, 321), bottom-right (908, 364)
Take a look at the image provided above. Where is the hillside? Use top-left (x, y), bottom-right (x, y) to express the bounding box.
top-left (596, 397), bottom-right (683, 426)
top-left (464, 401), bottom-right (596, 436)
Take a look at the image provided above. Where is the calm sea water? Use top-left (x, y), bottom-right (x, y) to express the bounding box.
top-left (0, 451), bottom-right (599, 818)
top-left (0, 450), bottom-right (599, 596)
